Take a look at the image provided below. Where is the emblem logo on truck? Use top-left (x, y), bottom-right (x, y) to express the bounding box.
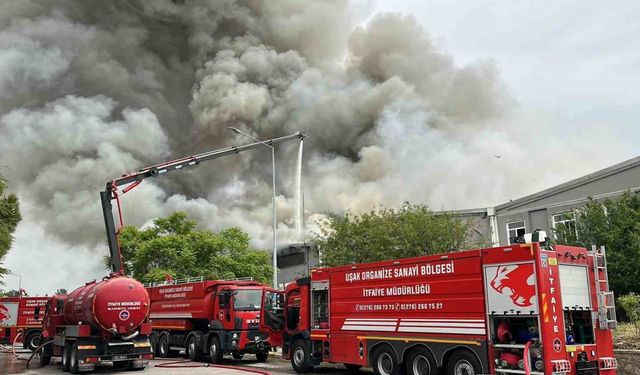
top-left (0, 304), bottom-right (10, 322)
top-left (490, 264), bottom-right (535, 307)
top-left (119, 310), bottom-right (130, 321)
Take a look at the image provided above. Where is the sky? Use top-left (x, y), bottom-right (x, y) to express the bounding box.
top-left (374, 0), bottom-right (640, 143)
top-left (2, 1), bottom-right (639, 295)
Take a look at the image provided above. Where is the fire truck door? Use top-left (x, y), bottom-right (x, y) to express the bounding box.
top-left (217, 289), bottom-right (234, 330)
top-left (260, 290), bottom-right (284, 347)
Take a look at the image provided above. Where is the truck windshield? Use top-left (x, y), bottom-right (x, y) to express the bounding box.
top-left (234, 289), bottom-right (262, 311)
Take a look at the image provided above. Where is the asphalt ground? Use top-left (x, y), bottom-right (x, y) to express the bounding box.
top-left (0, 350), bottom-right (363, 375)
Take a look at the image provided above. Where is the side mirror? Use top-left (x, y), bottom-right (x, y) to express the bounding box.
top-left (34, 306), bottom-right (40, 320)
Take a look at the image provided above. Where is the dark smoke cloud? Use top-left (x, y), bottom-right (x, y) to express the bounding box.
top-left (1, 1), bottom-right (617, 293)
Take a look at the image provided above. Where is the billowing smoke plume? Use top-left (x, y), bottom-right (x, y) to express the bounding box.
top-left (0, 1), bottom-right (627, 293)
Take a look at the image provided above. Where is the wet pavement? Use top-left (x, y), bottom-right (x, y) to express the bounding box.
top-left (0, 350), bottom-right (361, 375)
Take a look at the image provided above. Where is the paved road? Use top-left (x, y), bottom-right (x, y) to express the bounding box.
top-left (0, 351), bottom-right (364, 375)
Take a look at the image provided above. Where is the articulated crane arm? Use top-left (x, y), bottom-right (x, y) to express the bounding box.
top-left (101, 132), bottom-right (305, 274)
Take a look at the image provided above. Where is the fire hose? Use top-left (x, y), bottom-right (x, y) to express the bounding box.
top-left (155, 359), bottom-right (272, 374)
top-left (10, 331), bottom-right (22, 356)
top-left (25, 339), bottom-right (54, 368)
top-left (523, 340), bottom-right (532, 375)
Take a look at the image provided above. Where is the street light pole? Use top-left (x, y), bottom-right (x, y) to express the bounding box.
top-left (228, 127), bottom-right (279, 289)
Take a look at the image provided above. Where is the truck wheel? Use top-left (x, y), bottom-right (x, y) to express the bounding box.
top-left (69, 343), bottom-right (80, 374)
top-left (209, 336), bottom-right (223, 364)
top-left (149, 333), bottom-right (158, 356)
top-left (187, 335), bottom-right (201, 362)
top-left (157, 334), bottom-right (170, 358)
top-left (25, 331), bottom-right (42, 352)
top-left (291, 340), bottom-right (311, 373)
top-left (232, 352), bottom-right (244, 360)
top-left (256, 350), bottom-right (269, 362)
top-left (447, 350), bottom-right (481, 375)
top-left (62, 342), bottom-right (71, 372)
top-left (371, 345), bottom-right (399, 375)
top-left (39, 345), bottom-right (52, 367)
top-left (406, 347), bottom-right (436, 375)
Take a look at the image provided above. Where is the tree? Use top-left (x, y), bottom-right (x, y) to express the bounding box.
top-left (553, 191), bottom-right (640, 297)
top-left (0, 289), bottom-right (27, 297)
top-left (619, 293), bottom-right (640, 335)
top-left (314, 203), bottom-right (479, 267)
top-left (115, 212), bottom-right (273, 284)
top-left (0, 176), bottom-right (21, 278)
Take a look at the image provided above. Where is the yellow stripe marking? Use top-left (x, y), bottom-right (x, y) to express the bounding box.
top-left (152, 326), bottom-right (189, 330)
top-left (356, 335), bottom-right (481, 346)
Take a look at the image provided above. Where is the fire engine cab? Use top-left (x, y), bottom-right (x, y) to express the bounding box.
top-left (260, 233), bottom-right (617, 375)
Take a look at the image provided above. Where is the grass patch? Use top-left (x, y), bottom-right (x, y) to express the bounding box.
top-left (614, 322), bottom-right (640, 350)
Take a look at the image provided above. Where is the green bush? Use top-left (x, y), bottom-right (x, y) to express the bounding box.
top-left (619, 293), bottom-right (640, 335)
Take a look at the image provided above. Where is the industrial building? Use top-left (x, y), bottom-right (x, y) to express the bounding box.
top-left (276, 243), bottom-right (320, 288)
top-left (456, 155), bottom-right (640, 246)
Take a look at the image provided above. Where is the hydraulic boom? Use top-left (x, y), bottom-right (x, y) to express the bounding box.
top-left (101, 132), bottom-right (305, 273)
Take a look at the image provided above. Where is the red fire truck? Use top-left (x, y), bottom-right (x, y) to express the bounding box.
top-left (147, 277), bottom-right (278, 363)
top-left (0, 296), bottom-right (48, 350)
top-left (260, 234), bottom-right (618, 375)
top-left (37, 278), bottom-right (153, 373)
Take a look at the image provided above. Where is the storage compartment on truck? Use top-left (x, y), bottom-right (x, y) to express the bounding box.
top-left (490, 316), bottom-right (544, 373)
top-left (564, 310), bottom-right (595, 345)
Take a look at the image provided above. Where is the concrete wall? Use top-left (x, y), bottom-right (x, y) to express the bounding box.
top-left (616, 350), bottom-right (640, 375)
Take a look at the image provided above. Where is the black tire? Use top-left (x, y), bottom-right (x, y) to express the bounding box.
top-left (69, 343), bottom-right (80, 374)
top-left (62, 342), bottom-right (71, 372)
top-left (344, 363), bottom-right (363, 372)
top-left (405, 347), bottom-right (436, 375)
top-left (157, 334), bottom-right (170, 358)
top-left (39, 346), bottom-right (52, 367)
top-left (25, 331), bottom-right (42, 352)
top-left (447, 350), bottom-right (482, 375)
top-left (256, 350), bottom-right (269, 362)
top-left (208, 336), bottom-right (223, 364)
top-left (232, 352), bottom-right (244, 360)
top-left (149, 333), bottom-right (158, 356)
top-left (290, 339), bottom-right (311, 373)
top-left (187, 335), bottom-right (201, 362)
top-left (371, 345), bottom-right (400, 375)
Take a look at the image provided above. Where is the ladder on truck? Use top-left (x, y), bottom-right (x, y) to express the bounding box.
top-left (591, 245), bottom-right (617, 329)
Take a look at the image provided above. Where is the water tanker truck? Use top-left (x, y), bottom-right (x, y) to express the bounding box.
top-left (37, 277), bottom-right (152, 372)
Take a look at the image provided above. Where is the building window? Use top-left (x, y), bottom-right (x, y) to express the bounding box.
top-left (552, 212), bottom-right (578, 239)
top-left (277, 252), bottom-right (306, 268)
top-left (506, 220), bottom-right (526, 244)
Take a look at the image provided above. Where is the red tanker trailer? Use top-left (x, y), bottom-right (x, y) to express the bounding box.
top-left (37, 276), bottom-right (153, 373)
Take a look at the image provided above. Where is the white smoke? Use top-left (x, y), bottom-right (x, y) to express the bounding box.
top-left (0, 1), bottom-right (631, 294)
